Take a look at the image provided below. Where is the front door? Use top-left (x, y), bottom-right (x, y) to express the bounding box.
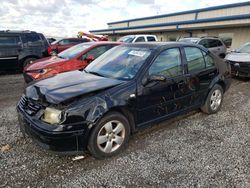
top-left (136, 47), bottom-right (192, 126)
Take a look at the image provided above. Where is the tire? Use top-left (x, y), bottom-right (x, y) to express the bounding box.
top-left (88, 112), bottom-right (130, 159)
top-left (201, 84), bottom-right (224, 114)
top-left (23, 58), bottom-right (37, 70)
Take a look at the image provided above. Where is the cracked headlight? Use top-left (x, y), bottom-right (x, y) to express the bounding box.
top-left (42, 107), bottom-right (62, 125)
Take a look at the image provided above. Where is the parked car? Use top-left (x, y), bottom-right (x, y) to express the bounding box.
top-left (48, 38), bottom-right (90, 55)
top-left (178, 37), bottom-right (227, 58)
top-left (17, 42), bottom-right (231, 159)
top-left (23, 42), bottom-right (120, 83)
top-left (0, 30), bottom-right (49, 71)
top-left (47, 38), bottom-right (56, 44)
top-left (225, 42), bottom-right (250, 78)
top-left (118, 35), bottom-right (158, 43)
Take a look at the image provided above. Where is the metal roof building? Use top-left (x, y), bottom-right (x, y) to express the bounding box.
top-left (91, 2), bottom-right (250, 49)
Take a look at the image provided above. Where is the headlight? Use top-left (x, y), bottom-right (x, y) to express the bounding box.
top-left (42, 107), bottom-right (62, 124)
top-left (30, 68), bottom-right (53, 74)
top-left (41, 68), bottom-right (53, 74)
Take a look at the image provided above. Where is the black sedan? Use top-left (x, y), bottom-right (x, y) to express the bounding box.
top-left (17, 42), bottom-right (231, 159)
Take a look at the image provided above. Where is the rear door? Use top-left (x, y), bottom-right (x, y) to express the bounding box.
top-left (0, 35), bottom-right (22, 70)
top-left (183, 46), bottom-right (218, 106)
top-left (23, 33), bottom-right (44, 57)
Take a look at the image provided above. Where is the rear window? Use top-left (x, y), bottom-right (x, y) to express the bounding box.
top-left (0, 36), bottom-right (19, 45)
top-left (147, 36), bottom-right (156, 42)
top-left (135, 37), bottom-right (145, 42)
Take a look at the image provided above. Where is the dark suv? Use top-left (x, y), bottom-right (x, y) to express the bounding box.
top-left (17, 42), bottom-right (231, 159)
top-left (0, 30), bottom-right (49, 71)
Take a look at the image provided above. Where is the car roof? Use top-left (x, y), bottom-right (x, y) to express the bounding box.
top-left (121, 41), bottom-right (208, 51)
top-left (82, 41), bottom-right (121, 46)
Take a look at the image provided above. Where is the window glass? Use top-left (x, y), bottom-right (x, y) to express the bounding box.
top-left (149, 48), bottom-right (182, 77)
top-left (217, 40), bottom-right (223, 46)
top-left (85, 46), bottom-right (152, 80)
top-left (135, 37), bottom-right (145, 42)
top-left (0, 36), bottom-right (18, 45)
top-left (147, 36), bottom-right (156, 42)
top-left (25, 33), bottom-right (41, 43)
top-left (238, 43), bottom-right (250, 53)
top-left (199, 39), bottom-right (209, 48)
top-left (59, 39), bottom-right (70, 45)
top-left (219, 33), bottom-right (233, 48)
top-left (184, 47), bottom-right (205, 72)
top-left (202, 52), bottom-right (215, 67)
top-left (86, 46), bottom-right (112, 59)
top-left (207, 39), bottom-right (219, 48)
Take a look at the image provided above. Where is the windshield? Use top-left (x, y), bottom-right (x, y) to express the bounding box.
top-left (118, 36), bottom-right (135, 43)
top-left (178, 38), bottom-right (199, 43)
top-left (237, 43), bottom-right (250, 53)
top-left (57, 43), bottom-right (92, 59)
top-left (85, 46), bottom-right (152, 80)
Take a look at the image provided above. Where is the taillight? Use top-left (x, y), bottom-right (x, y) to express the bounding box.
top-left (48, 46), bottom-right (52, 55)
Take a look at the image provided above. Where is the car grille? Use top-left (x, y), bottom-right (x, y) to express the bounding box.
top-left (19, 95), bottom-right (42, 116)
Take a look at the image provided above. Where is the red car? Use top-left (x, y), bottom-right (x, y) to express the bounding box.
top-left (48, 38), bottom-right (90, 55)
top-left (24, 42), bottom-right (120, 83)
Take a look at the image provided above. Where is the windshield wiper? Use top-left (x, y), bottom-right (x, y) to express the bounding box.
top-left (57, 55), bottom-right (65, 59)
top-left (88, 71), bottom-right (105, 77)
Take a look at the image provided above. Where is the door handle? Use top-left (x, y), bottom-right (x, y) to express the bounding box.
top-left (178, 80), bottom-right (185, 88)
top-left (208, 73), bottom-right (215, 77)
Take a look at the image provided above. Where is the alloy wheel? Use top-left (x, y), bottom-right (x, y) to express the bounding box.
top-left (210, 89), bottom-right (222, 111)
top-left (97, 120), bottom-right (126, 153)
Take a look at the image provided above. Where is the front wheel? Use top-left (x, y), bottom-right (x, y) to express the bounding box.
top-left (88, 112), bottom-right (130, 159)
top-left (201, 84), bottom-right (224, 114)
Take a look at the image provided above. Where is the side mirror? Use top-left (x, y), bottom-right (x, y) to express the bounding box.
top-left (142, 74), bottom-right (166, 86)
top-left (85, 55), bottom-right (95, 63)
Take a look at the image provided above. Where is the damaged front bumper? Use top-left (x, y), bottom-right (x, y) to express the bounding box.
top-left (17, 105), bottom-right (90, 155)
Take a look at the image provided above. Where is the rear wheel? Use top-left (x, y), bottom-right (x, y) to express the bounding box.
top-left (88, 112), bottom-right (130, 159)
top-left (201, 84), bottom-right (224, 114)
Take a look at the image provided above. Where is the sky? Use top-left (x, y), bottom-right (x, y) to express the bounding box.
top-left (0, 0), bottom-right (248, 37)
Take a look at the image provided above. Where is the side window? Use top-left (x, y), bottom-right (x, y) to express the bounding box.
top-left (216, 40), bottom-right (223, 46)
top-left (135, 37), bottom-right (145, 42)
top-left (59, 39), bottom-right (71, 45)
top-left (147, 36), bottom-right (156, 42)
top-left (202, 52), bottom-right (215, 67)
top-left (199, 39), bottom-right (209, 48)
top-left (0, 36), bottom-right (19, 45)
top-left (85, 46), bottom-right (111, 59)
top-left (184, 47), bottom-right (206, 72)
top-left (207, 39), bottom-right (218, 48)
top-left (149, 48), bottom-right (182, 77)
top-left (25, 33), bottom-right (41, 43)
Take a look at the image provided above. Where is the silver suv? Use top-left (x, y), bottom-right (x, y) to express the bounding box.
top-left (178, 37), bottom-right (227, 58)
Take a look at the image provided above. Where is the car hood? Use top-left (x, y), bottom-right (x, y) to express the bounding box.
top-left (225, 52), bottom-right (250, 62)
top-left (25, 56), bottom-right (68, 71)
top-left (25, 71), bottom-right (124, 104)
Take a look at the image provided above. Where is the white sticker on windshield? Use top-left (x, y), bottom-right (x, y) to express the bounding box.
top-left (128, 50), bottom-right (146, 57)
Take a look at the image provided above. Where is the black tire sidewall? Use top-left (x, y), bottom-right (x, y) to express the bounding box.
top-left (88, 112), bottom-right (130, 159)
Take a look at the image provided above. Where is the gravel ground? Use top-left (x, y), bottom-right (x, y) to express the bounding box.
top-left (0, 74), bottom-right (249, 187)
